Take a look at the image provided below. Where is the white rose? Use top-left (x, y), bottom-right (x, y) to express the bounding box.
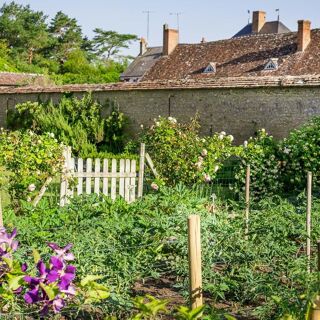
top-left (228, 135), bottom-right (234, 142)
top-left (201, 149), bottom-right (208, 157)
top-left (203, 174), bottom-right (211, 183)
top-left (244, 141), bottom-right (248, 148)
top-left (151, 182), bottom-right (159, 191)
top-left (28, 184), bottom-right (36, 192)
top-left (219, 134), bottom-right (224, 140)
top-left (214, 165), bottom-right (219, 173)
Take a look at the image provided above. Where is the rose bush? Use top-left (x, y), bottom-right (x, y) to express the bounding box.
top-left (138, 116), bottom-right (235, 186)
top-left (233, 129), bottom-right (283, 199)
top-left (0, 129), bottom-right (64, 209)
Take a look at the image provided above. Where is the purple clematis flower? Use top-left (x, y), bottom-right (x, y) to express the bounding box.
top-left (0, 227), bottom-right (19, 254)
top-left (47, 243), bottom-right (75, 261)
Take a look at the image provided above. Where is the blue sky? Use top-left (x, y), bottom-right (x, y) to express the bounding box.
top-left (9, 0), bottom-right (320, 56)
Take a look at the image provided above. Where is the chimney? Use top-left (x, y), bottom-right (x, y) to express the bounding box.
top-left (297, 20), bottom-right (311, 52)
top-left (201, 37), bottom-right (206, 43)
top-left (140, 37), bottom-right (147, 55)
top-left (163, 24), bottom-right (179, 56)
top-left (252, 11), bottom-right (266, 33)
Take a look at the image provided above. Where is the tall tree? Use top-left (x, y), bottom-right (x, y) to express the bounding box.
top-left (92, 29), bottom-right (138, 60)
top-left (48, 11), bottom-right (84, 62)
top-left (0, 1), bottom-right (49, 64)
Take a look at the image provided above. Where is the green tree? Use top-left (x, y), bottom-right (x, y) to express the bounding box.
top-left (48, 11), bottom-right (84, 62)
top-left (92, 29), bottom-right (138, 60)
top-left (0, 2), bottom-right (49, 64)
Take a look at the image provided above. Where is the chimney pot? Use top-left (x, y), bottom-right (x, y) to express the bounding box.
top-left (140, 37), bottom-right (147, 55)
top-left (252, 11), bottom-right (266, 33)
top-left (297, 20), bottom-right (311, 52)
top-left (163, 24), bottom-right (179, 56)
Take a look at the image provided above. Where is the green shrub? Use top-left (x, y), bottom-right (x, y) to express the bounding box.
top-left (233, 129), bottom-right (283, 199)
top-left (0, 130), bottom-right (63, 208)
top-left (7, 93), bottom-right (127, 156)
top-left (281, 117), bottom-right (320, 190)
top-left (136, 116), bottom-right (235, 186)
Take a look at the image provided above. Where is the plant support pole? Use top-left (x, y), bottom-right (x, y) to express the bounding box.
top-left (245, 165), bottom-right (250, 239)
top-left (0, 195), bottom-right (3, 228)
top-left (137, 143), bottom-right (145, 198)
top-left (311, 241), bottom-right (320, 320)
top-left (307, 171), bottom-right (312, 273)
top-left (188, 215), bottom-right (203, 309)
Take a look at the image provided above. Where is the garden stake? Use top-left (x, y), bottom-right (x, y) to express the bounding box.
top-left (311, 241), bottom-right (320, 320)
top-left (307, 172), bottom-right (312, 273)
top-left (245, 165), bottom-right (250, 240)
top-left (0, 194), bottom-right (3, 227)
top-left (137, 143), bottom-right (145, 198)
top-left (188, 215), bottom-right (203, 310)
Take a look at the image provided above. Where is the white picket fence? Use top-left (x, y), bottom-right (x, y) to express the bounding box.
top-left (60, 144), bottom-right (146, 206)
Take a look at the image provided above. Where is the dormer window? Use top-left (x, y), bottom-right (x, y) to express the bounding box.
top-left (203, 62), bottom-right (216, 73)
top-left (264, 58), bottom-right (279, 71)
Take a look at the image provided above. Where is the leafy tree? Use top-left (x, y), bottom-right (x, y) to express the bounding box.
top-left (92, 29), bottom-right (138, 60)
top-left (0, 1), bottom-right (49, 64)
top-left (48, 11), bottom-right (84, 62)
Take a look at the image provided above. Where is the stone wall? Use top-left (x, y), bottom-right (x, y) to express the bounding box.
top-left (1, 86), bottom-right (320, 143)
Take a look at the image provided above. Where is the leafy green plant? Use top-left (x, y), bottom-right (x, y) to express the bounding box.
top-left (132, 295), bottom-right (168, 319)
top-left (135, 116), bottom-right (235, 186)
top-left (0, 130), bottom-right (64, 209)
top-left (7, 93), bottom-right (127, 156)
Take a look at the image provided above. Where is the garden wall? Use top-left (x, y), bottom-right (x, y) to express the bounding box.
top-left (1, 86), bottom-right (320, 143)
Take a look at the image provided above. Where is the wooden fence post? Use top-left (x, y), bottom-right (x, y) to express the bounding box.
top-left (0, 195), bottom-right (3, 228)
top-left (188, 215), bottom-right (203, 310)
top-left (310, 241), bottom-right (320, 320)
top-left (60, 146), bottom-right (72, 207)
top-left (307, 171), bottom-right (312, 273)
top-left (245, 165), bottom-right (250, 239)
top-left (137, 143), bottom-right (145, 198)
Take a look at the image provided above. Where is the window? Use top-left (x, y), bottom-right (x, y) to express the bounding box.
top-left (264, 58), bottom-right (279, 71)
top-left (203, 62), bottom-right (216, 73)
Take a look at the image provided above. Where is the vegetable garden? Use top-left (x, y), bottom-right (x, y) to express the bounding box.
top-left (2, 95), bottom-right (320, 319)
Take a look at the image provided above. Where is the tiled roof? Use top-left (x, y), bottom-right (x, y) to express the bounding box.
top-left (0, 72), bottom-right (48, 86)
top-left (120, 47), bottom-right (162, 79)
top-left (141, 30), bottom-right (320, 81)
top-left (233, 21), bottom-right (291, 38)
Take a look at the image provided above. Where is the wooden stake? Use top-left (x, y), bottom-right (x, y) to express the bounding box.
top-left (0, 195), bottom-right (3, 228)
top-left (311, 241), bottom-right (320, 320)
top-left (188, 215), bottom-right (203, 309)
top-left (307, 171), bottom-right (312, 273)
top-left (137, 143), bottom-right (145, 198)
top-left (145, 153), bottom-right (159, 178)
top-left (245, 165), bottom-right (250, 239)
top-left (32, 177), bottom-right (53, 207)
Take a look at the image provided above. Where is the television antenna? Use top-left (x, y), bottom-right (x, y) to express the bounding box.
top-left (142, 10), bottom-right (155, 42)
top-left (247, 10), bottom-right (251, 24)
top-left (276, 8), bottom-right (280, 21)
top-left (170, 12), bottom-right (182, 30)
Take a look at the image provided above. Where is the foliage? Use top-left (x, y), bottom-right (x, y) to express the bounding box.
top-left (4, 186), bottom-right (320, 319)
top-left (233, 129), bottom-right (283, 199)
top-left (0, 130), bottom-right (64, 208)
top-left (0, 226), bottom-right (109, 316)
top-left (136, 116), bottom-right (235, 186)
top-left (0, 2), bottom-right (136, 83)
top-left (92, 29), bottom-right (138, 60)
top-left (7, 93), bottom-right (127, 156)
top-left (280, 117), bottom-right (320, 190)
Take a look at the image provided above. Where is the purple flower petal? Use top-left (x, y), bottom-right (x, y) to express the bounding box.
top-left (24, 276), bottom-right (40, 285)
top-left (21, 263), bottom-right (28, 272)
top-left (53, 298), bottom-right (65, 313)
top-left (14, 286), bottom-right (23, 294)
top-left (37, 260), bottom-right (47, 276)
top-left (47, 242), bottom-right (60, 250)
top-left (60, 284), bottom-right (76, 296)
top-left (64, 252), bottom-right (75, 261)
top-left (24, 288), bottom-right (39, 304)
top-left (47, 270), bottom-right (59, 283)
top-left (65, 265), bottom-right (76, 274)
top-left (50, 256), bottom-right (63, 270)
top-left (59, 273), bottom-right (75, 290)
